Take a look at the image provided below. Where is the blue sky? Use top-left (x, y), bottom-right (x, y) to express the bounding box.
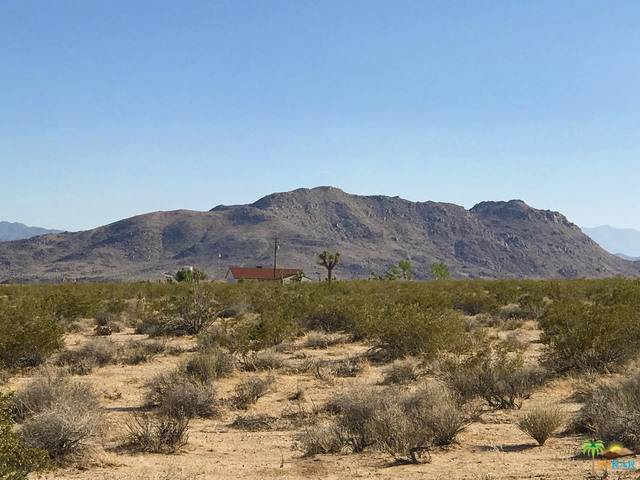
top-left (2, 0), bottom-right (639, 231)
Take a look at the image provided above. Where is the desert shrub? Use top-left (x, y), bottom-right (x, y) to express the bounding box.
top-left (240, 349), bottom-right (285, 371)
top-left (145, 371), bottom-right (218, 418)
top-left (300, 307), bottom-right (355, 333)
top-left (0, 395), bottom-right (50, 479)
top-left (498, 303), bottom-right (526, 320)
top-left (453, 291), bottom-right (499, 316)
top-left (294, 422), bottom-right (344, 456)
top-left (380, 359), bottom-right (419, 385)
top-left (539, 302), bottom-right (640, 373)
top-left (573, 373), bottom-right (640, 449)
top-left (0, 299), bottom-right (63, 369)
top-left (325, 388), bottom-right (382, 452)
top-left (10, 370), bottom-right (100, 422)
top-left (358, 303), bottom-right (464, 360)
top-left (123, 411), bottom-right (189, 454)
top-left (230, 413), bottom-right (276, 431)
top-left (181, 349), bottom-right (235, 383)
top-left (330, 357), bottom-right (365, 378)
top-left (309, 384), bottom-right (472, 462)
top-left (304, 331), bottom-right (347, 349)
top-left (516, 403), bottom-right (564, 446)
top-left (137, 289), bottom-right (221, 336)
top-left (55, 338), bottom-right (117, 375)
top-left (119, 339), bottom-right (166, 365)
top-left (231, 375), bottom-right (274, 409)
top-left (19, 402), bottom-right (103, 462)
top-left (439, 346), bottom-right (543, 409)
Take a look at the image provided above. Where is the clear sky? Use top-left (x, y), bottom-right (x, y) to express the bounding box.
top-left (2, 0), bottom-right (639, 232)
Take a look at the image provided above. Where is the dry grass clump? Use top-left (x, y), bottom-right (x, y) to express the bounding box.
top-left (240, 349), bottom-right (285, 371)
top-left (181, 349), bottom-right (235, 383)
top-left (123, 411), bottom-right (189, 454)
top-left (304, 331), bottom-right (348, 349)
top-left (230, 413), bottom-right (277, 431)
top-left (516, 403), bottom-right (564, 445)
top-left (231, 375), bottom-right (274, 409)
top-left (380, 359), bottom-right (419, 385)
top-left (11, 370), bottom-right (103, 462)
top-left (145, 370), bottom-right (218, 418)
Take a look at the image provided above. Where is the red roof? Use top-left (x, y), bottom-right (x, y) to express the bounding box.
top-left (227, 266), bottom-right (302, 280)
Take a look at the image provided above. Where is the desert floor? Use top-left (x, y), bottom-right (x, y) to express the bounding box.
top-left (8, 319), bottom-right (635, 480)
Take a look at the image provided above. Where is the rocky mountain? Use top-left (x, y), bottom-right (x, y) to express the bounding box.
top-left (582, 225), bottom-right (640, 259)
top-left (0, 221), bottom-right (62, 242)
top-left (0, 187), bottom-right (637, 282)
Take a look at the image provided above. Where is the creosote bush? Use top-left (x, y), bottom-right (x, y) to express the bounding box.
top-left (516, 403), bottom-right (564, 446)
top-left (539, 302), bottom-right (640, 373)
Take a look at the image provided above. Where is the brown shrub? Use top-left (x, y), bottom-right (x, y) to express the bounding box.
top-left (516, 403), bottom-right (564, 445)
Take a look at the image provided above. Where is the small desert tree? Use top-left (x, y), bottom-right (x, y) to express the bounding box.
top-left (431, 262), bottom-right (450, 280)
top-left (318, 251), bottom-right (340, 284)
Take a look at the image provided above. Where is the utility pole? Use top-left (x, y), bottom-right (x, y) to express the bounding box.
top-left (273, 237), bottom-right (279, 279)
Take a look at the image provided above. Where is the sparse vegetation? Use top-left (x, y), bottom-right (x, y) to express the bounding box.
top-left (181, 348), bottom-right (235, 382)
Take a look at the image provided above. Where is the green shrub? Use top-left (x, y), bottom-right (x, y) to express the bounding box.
top-left (0, 300), bottom-right (63, 369)
top-left (0, 395), bottom-right (49, 479)
top-left (539, 302), bottom-right (640, 373)
top-left (358, 303), bottom-right (464, 359)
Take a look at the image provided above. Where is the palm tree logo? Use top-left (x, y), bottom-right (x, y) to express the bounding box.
top-left (582, 439), bottom-right (605, 473)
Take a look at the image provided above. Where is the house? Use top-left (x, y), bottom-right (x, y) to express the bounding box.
top-left (225, 266), bottom-right (311, 283)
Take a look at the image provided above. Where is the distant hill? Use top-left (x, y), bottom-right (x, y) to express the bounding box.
top-left (616, 253), bottom-right (640, 262)
top-left (0, 221), bottom-right (62, 242)
top-left (0, 187), bottom-right (637, 282)
top-left (582, 225), bottom-right (640, 259)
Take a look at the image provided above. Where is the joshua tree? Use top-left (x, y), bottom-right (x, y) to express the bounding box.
top-left (317, 251), bottom-right (340, 284)
top-left (581, 439), bottom-right (605, 473)
top-left (430, 262), bottom-right (450, 280)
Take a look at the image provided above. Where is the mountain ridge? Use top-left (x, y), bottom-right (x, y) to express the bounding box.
top-left (0, 187), bottom-right (637, 282)
top-left (0, 221), bottom-right (62, 242)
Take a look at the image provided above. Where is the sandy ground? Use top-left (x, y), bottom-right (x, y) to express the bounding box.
top-left (6, 319), bottom-right (636, 480)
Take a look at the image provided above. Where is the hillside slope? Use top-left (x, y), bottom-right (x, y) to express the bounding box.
top-left (0, 221), bottom-right (61, 242)
top-left (0, 187), bottom-right (637, 282)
